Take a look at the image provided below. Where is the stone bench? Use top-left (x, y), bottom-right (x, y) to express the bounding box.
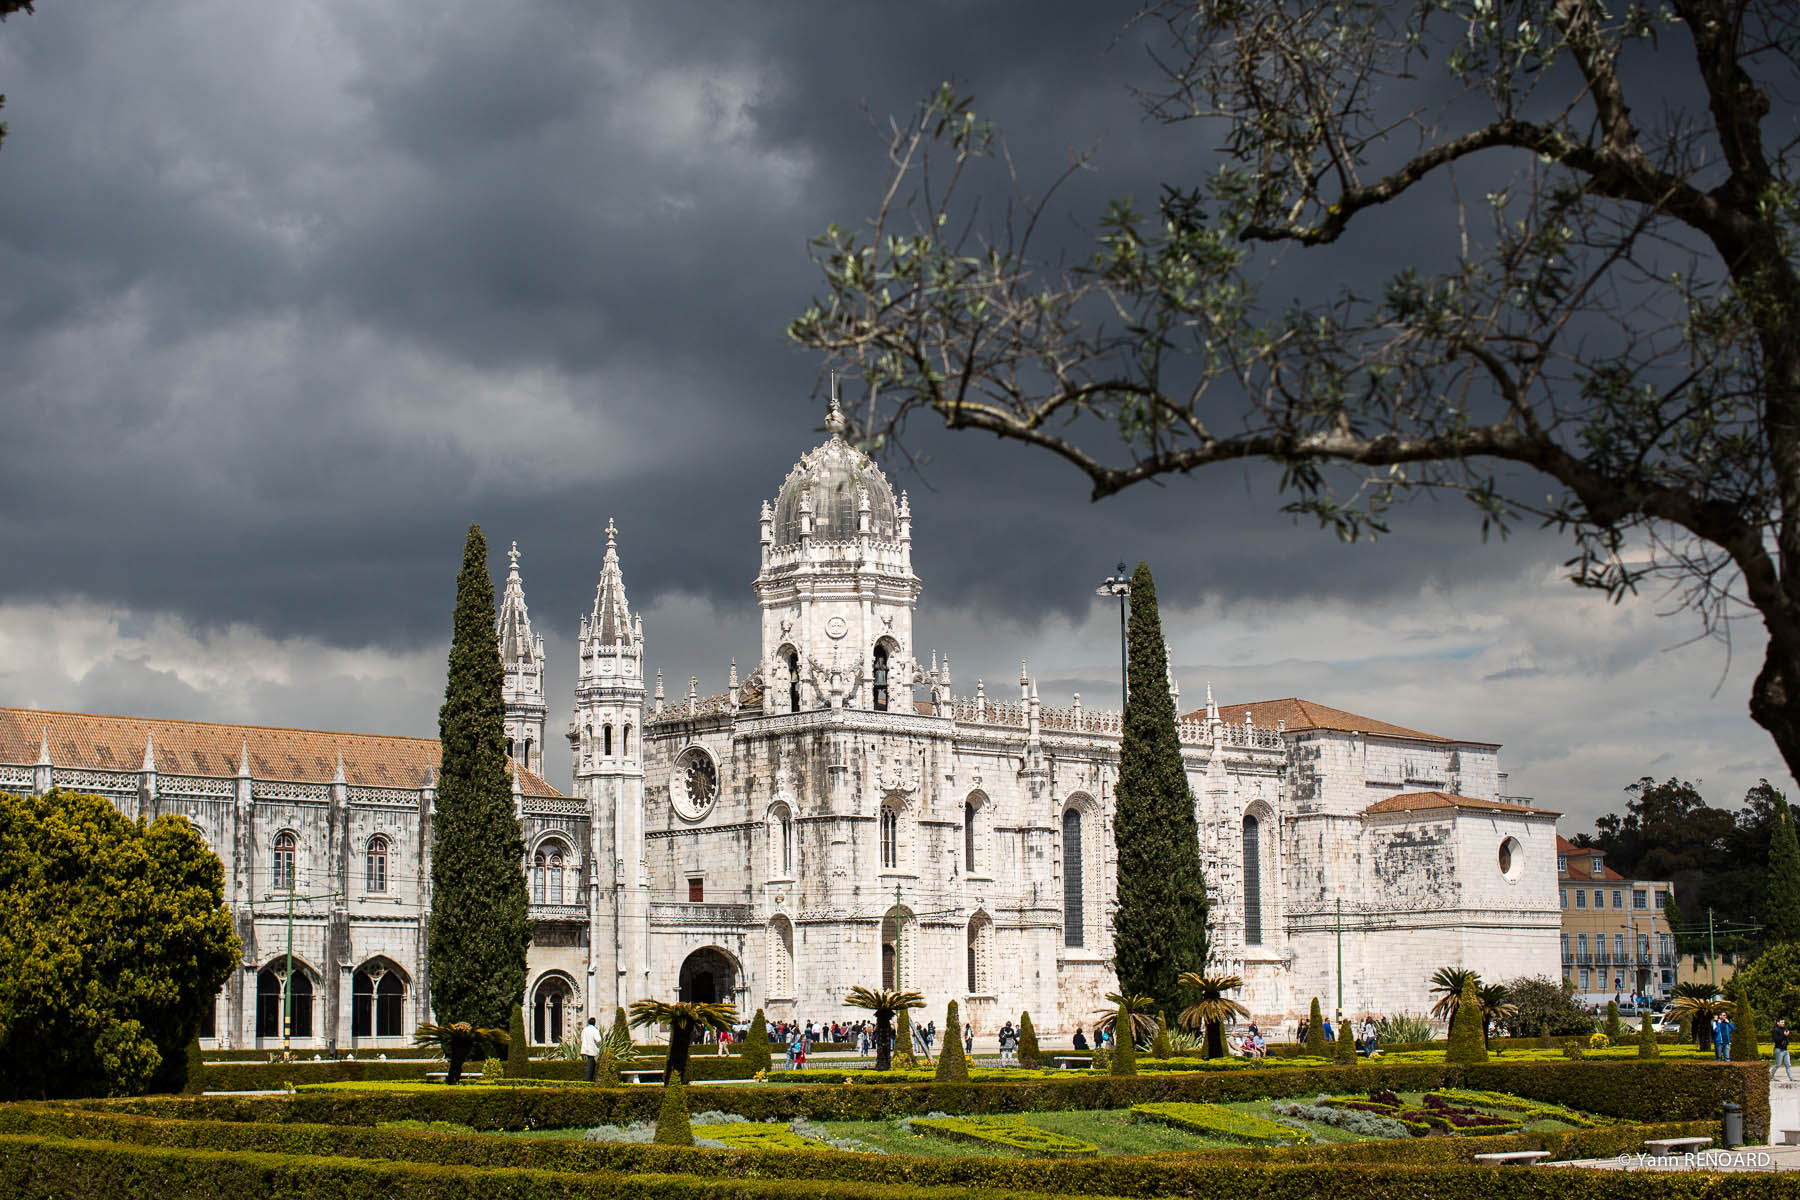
top-left (1472, 1150), bottom-right (1550, 1166)
top-left (1053, 1057), bottom-right (1087, 1070)
top-left (1643, 1136), bottom-right (1712, 1155)
top-left (424, 1072), bottom-right (483, 1082)
top-left (620, 1069), bottom-right (664, 1085)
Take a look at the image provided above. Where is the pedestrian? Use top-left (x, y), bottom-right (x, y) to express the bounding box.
top-left (1071, 1026), bottom-right (1088, 1051)
top-left (1297, 1017), bottom-right (1309, 1044)
top-left (1715, 1012), bottom-right (1736, 1061)
top-left (579, 1017), bottom-right (601, 1083)
top-left (964, 1021), bottom-right (974, 1055)
top-left (717, 1026), bottom-right (731, 1056)
top-left (785, 1029), bottom-right (798, 1070)
top-left (998, 1020), bottom-right (1018, 1068)
top-left (1774, 1019), bottom-right (1795, 1082)
top-left (1322, 1016), bottom-right (1335, 1042)
top-left (1360, 1017), bottom-right (1377, 1057)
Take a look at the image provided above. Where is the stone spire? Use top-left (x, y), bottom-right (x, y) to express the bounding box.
top-left (591, 519), bottom-right (634, 646)
top-left (496, 540), bottom-right (542, 670)
top-left (497, 539), bottom-right (548, 775)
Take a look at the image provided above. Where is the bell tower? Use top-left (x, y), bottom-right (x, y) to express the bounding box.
top-left (569, 519), bottom-right (649, 1011)
top-left (753, 393), bottom-right (921, 714)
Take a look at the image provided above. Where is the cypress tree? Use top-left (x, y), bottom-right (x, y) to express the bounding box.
top-left (1304, 998), bottom-right (1329, 1056)
top-left (653, 1074), bottom-right (694, 1145)
top-left (1111, 563), bottom-right (1210, 1013)
top-left (1767, 793), bottom-right (1800, 945)
top-left (506, 1004), bottom-right (530, 1078)
top-left (426, 525), bottom-right (531, 1085)
top-left (1604, 1000), bottom-right (1623, 1043)
top-left (1018, 1011), bottom-right (1040, 1068)
top-left (742, 1009), bottom-right (772, 1072)
top-left (935, 1001), bottom-right (970, 1081)
top-left (1445, 977), bottom-right (1488, 1063)
top-left (1335, 1020), bottom-right (1357, 1065)
top-left (1637, 1011), bottom-right (1659, 1058)
top-left (1153, 1012), bottom-right (1173, 1060)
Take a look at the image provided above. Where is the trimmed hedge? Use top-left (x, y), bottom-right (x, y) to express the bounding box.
top-left (1129, 1102), bottom-right (1309, 1145)
top-left (193, 1053), bottom-right (758, 1090)
top-left (0, 1106), bottom-right (1729, 1194)
top-left (909, 1116), bottom-right (1098, 1157)
top-left (87, 1059), bottom-right (1769, 1137)
top-left (5, 1129), bottom-right (1793, 1200)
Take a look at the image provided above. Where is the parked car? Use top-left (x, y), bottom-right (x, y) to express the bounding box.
top-left (1652, 1012), bottom-right (1686, 1035)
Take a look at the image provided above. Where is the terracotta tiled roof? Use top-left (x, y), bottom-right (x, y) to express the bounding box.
top-left (1177, 697), bottom-right (1476, 744)
top-left (1363, 790), bottom-right (1559, 817)
top-left (1555, 835), bottom-right (1623, 880)
top-left (0, 706), bottom-right (563, 798)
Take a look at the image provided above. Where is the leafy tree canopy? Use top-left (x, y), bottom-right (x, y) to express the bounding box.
top-left (792, 1), bottom-right (1800, 782)
top-left (0, 788), bottom-right (239, 1099)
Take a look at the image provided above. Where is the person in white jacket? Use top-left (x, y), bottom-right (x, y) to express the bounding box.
top-left (580, 1017), bottom-right (602, 1082)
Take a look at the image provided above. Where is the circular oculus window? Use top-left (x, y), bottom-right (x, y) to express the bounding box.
top-left (671, 746), bottom-right (720, 821)
top-left (1498, 836), bottom-right (1524, 881)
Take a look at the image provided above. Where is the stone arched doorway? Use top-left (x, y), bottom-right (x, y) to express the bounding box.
top-left (678, 947), bottom-right (738, 1004)
top-left (532, 973), bottom-right (576, 1045)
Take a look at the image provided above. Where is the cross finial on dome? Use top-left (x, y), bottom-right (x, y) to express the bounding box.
top-left (508, 540), bottom-right (520, 573)
top-left (825, 372), bottom-right (847, 437)
top-left (605, 518), bottom-right (618, 548)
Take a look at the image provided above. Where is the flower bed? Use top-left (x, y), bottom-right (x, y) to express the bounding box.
top-left (1425, 1089), bottom-right (1603, 1129)
top-left (1319, 1092), bottom-right (1521, 1137)
top-left (905, 1116), bottom-right (1098, 1157)
top-left (1128, 1102), bottom-right (1310, 1146)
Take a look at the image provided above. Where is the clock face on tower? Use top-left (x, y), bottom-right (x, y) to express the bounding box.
top-left (670, 746), bottom-right (719, 821)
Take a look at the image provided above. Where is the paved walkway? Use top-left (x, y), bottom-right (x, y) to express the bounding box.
top-left (1550, 1145), bottom-right (1800, 1172)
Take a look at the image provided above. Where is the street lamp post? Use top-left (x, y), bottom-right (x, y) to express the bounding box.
top-left (1096, 564), bottom-right (1130, 711)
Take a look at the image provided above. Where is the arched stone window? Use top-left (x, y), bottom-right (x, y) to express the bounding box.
top-left (768, 803), bottom-right (794, 878)
top-left (507, 737), bottom-right (515, 759)
top-left (524, 737), bottom-right (533, 764)
top-left (256, 964), bottom-right (313, 1040)
top-left (1061, 808), bottom-right (1085, 948)
top-left (272, 830), bottom-right (297, 892)
top-left (782, 647), bottom-right (801, 713)
top-left (621, 725), bottom-right (632, 757)
top-left (767, 915), bottom-right (795, 1000)
top-left (533, 840), bottom-right (570, 905)
top-left (532, 974), bottom-right (573, 1045)
top-left (365, 836), bottom-right (389, 894)
top-left (872, 644), bottom-right (890, 711)
top-left (963, 791), bottom-right (987, 874)
top-left (879, 805), bottom-right (899, 870)
top-left (1242, 815), bottom-right (1263, 945)
top-left (880, 906), bottom-right (916, 990)
top-left (352, 962), bottom-right (406, 1038)
top-left (967, 911), bottom-right (994, 994)
top-left (603, 724), bottom-right (613, 756)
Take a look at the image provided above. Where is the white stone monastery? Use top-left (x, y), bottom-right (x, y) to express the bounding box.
top-left (0, 401), bottom-right (1561, 1051)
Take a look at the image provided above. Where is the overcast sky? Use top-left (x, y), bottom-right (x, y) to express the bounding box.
top-left (0, 1), bottom-right (1786, 830)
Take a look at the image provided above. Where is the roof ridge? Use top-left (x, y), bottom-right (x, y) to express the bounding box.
top-left (1, 705), bottom-right (437, 744)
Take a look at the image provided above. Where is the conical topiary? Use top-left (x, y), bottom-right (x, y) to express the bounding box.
top-left (1604, 1000), bottom-right (1623, 1043)
top-left (895, 1008), bottom-right (917, 1068)
top-left (1304, 998), bottom-right (1329, 1056)
top-left (935, 1001), bottom-right (971, 1081)
top-left (742, 1008), bottom-right (771, 1072)
top-left (506, 1003), bottom-right (530, 1078)
top-left (653, 1074), bottom-right (694, 1145)
top-left (1110, 1007), bottom-right (1138, 1076)
top-left (1445, 977), bottom-right (1488, 1063)
top-left (1153, 1012), bottom-right (1173, 1060)
top-left (1637, 1011), bottom-right (1659, 1058)
top-left (596, 1047), bottom-right (621, 1085)
top-left (1018, 1011), bottom-right (1040, 1068)
top-left (1335, 1020), bottom-right (1357, 1065)
top-left (612, 1007), bottom-right (631, 1050)
top-left (1730, 986), bottom-right (1760, 1062)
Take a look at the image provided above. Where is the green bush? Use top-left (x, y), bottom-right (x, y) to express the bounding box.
top-left (1153, 1013), bottom-right (1172, 1061)
top-left (1637, 1014), bottom-right (1658, 1059)
top-left (1131, 1101), bottom-right (1309, 1145)
top-left (189, 1051), bottom-right (756, 1091)
top-left (1303, 999), bottom-right (1329, 1056)
top-left (1334, 1023), bottom-right (1356, 1066)
top-left (908, 1116), bottom-right (1097, 1157)
top-left (1734, 941), bottom-right (1800, 1027)
top-left (1603, 1001), bottom-right (1623, 1044)
top-left (936, 1001), bottom-right (970, 1082)
top-left (742, 1009), bottom-right (772, 1073)
top-left (1019, 1012), bottom-right (1040, 1070)
top-left (479, 1057), bottom-right (504, 1083)
top-left (181, 1039), bottom-right (206, 1095)
top-left (895, 1009), bottom-right (917, 1069)
top-left (1445, 979), bottom-right (1487, 1064)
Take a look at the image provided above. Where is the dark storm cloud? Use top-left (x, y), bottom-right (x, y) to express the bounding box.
top-left (0, 0), bottom-right (1609, 657)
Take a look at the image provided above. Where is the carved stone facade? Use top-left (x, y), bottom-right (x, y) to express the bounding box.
top-left (0, 399), bottom-right (1562, 1043)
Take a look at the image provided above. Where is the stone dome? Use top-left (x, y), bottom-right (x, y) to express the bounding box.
top-left (771, 431), bottom-right (899, 547)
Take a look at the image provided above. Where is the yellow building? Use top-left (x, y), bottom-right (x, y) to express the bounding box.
top-left (1557, 836), bottom-right (1676, 1005)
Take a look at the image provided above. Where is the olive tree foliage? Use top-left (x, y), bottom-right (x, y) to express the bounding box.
top-left (790, 1), bottom-right (1800, 780)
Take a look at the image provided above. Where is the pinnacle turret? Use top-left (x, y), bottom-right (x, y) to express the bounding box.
top-left (497, 539), bottom-right (548, 774)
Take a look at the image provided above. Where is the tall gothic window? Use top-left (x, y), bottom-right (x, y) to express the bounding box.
top-left (257, 966), bottom-right (312, 1039)
top-left (524, 737), bottom-right (533, 764)
top-left (779, 809), bottom-right (793, 875)
top-left (872, 644), bottom-right (890, 711)
top-left (1062, 808), bottom-right (1085, 947)
top-left (533, 842), bottom-right (568, 905)
top-left (603, 724), bottom-right (613, 756)
top-left (880, 806), bottom-right (899, 870)
top-left (964, 801), bottom-right (977, 872)
top-left (785, 649), bottom-right (801, 713)
top-left (366, 836), bottom-right (389, 894)
top-left (352, 966), bottom-right (405, 1038)
top-left (621, 725), bottom-right (631, 757)
top-left (272, 831), bottom-right (297, 892)
top-left (1242, 815), bottom-right (1263, 945)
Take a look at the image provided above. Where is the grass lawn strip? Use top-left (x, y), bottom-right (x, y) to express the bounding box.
top-left (1129, 1102), bottom-right (1310, 1146)
top-left (907, 1116), bottom-right (1099, 1157)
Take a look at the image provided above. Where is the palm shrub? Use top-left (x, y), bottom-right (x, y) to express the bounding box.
top-left (1304, 997), bottom-right (1329, 1056)
top-left (1176, 972), bottom-right (1250, 1059)
top-left (1445, 977), bottom-right (1488, 1063)
top-left (414, 1022), bottom-right (509, 1081)
top-left (506, 1004), bottom-right (530, 1078)
top-left (1017, 1011), bottom-right (1040, 1068)
top-left (1335, 1020), bottom-right (1356, 1065)
top-left (934, 1000), bottom-right (971, 1081)
top-left (1374, 1013), bottom-right (1433, 1044)
top-left (1152, 1012), bottom-right (1172, 1060)
top-left (1428, 967), bottom-right (1479, 1028)
top-left (741, 1008), bottom-right (772, 1072)
top-left (845, 987), bottom-right (923, 1072)
top-left (653, 1074), bottom-right (693, 1146)
top-left (628, 999), bottom-right (736, 1084)
top-left (1637, 1011), bottom-right (1659, 1058)
top-left (1604, 1000), bottom-right (1624, 1043)
top-left (1669, 983), bottom-right (1728, 1050)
